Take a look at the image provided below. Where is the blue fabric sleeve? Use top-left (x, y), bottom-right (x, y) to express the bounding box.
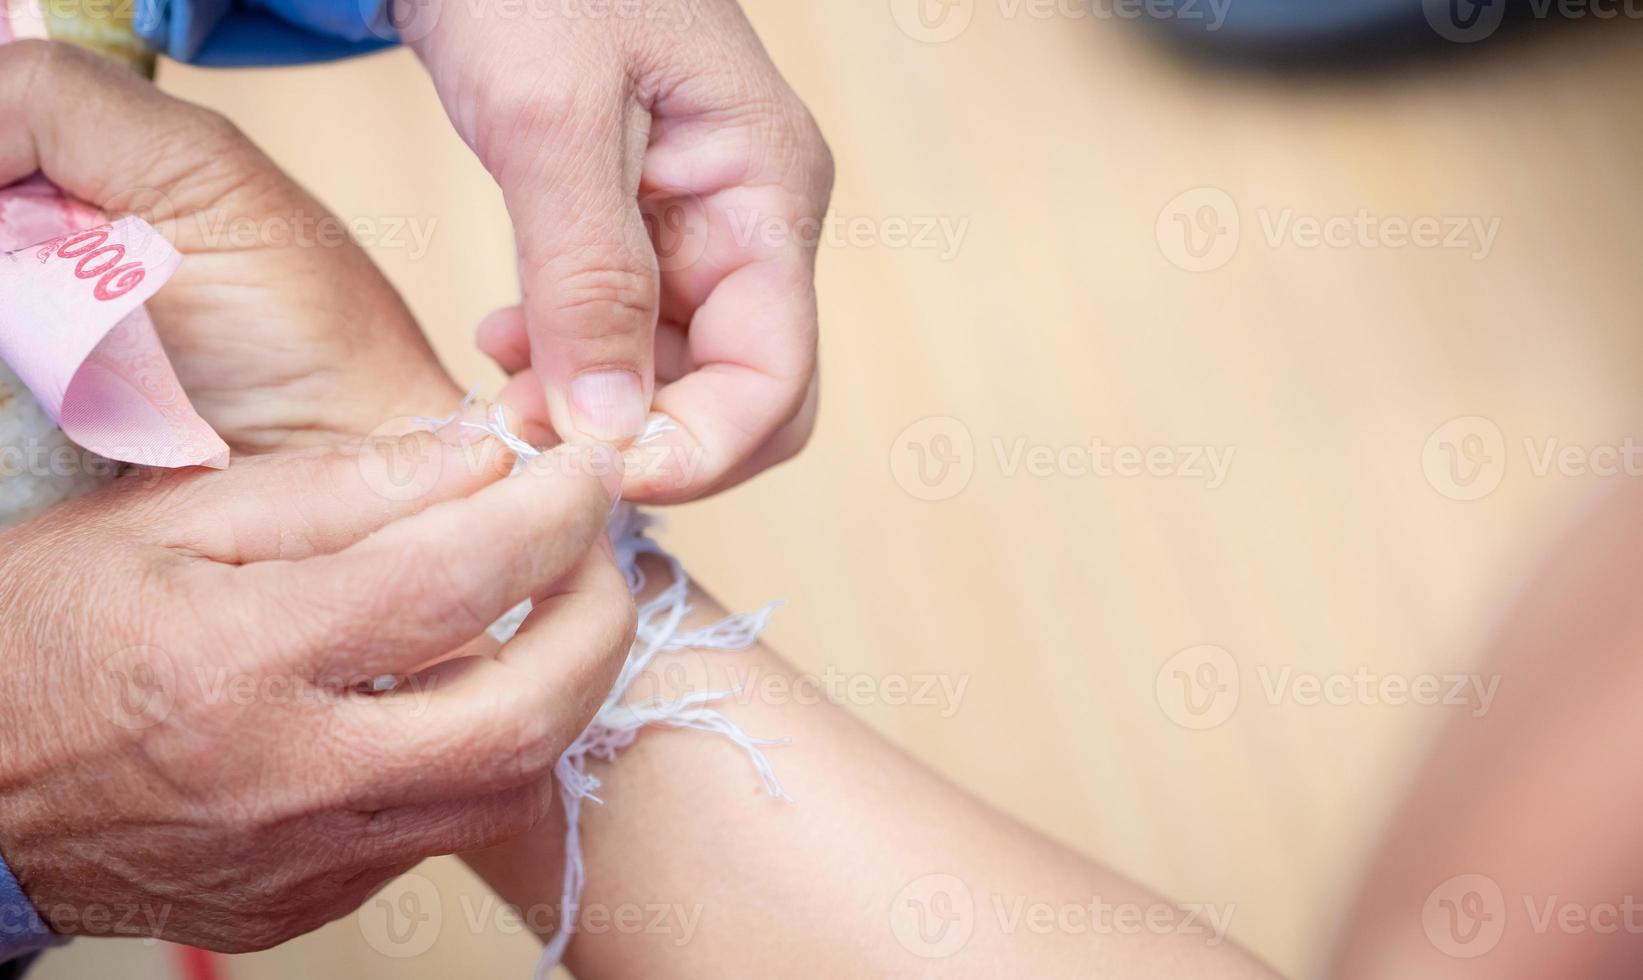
top-left (134, 0), bottom-right (399, 66)
top-left (0, 849), bottom-right (58, 968)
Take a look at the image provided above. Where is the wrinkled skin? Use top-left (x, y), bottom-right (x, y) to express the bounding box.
top-left (0, 42), bottom-right (636, 952)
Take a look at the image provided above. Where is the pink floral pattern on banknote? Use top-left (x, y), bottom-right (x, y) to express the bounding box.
top-left (0, 178), bottom-right (229, 469)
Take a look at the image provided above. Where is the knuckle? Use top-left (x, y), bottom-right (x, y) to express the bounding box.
top-left (793, 105), bottom-right (835, 199)
top-left (543, 261), bottom-right (659, 334)
top-left (183, 103), bottom-right (250, 150)
top-left (491, 787), bottom-right (547, 842)
top-left (11, 39), bottom-right (100, 99)
top-left (607, 597), bottom-right (639, 659)
top-left (483, 75), bottom-right (581, 146)
top-left (378, 548), bottom-right (489, 638)
top-left (503, 699), bottom-right (562, 784)
top-left (475, 65), bottom-right (618, 170)
top-left (564, 585), bottom-right (637, 696)
top-left (523, 457), bottom-right (610, 538)
top-left (549, 474), bottom-right (612, 544)
top-left (4, 37), bottom-right (58, 84)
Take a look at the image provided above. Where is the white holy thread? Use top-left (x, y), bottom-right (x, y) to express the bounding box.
top-left (417, 398), bottom-right (791, 975)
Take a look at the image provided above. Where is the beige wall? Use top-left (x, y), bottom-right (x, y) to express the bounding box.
top-left (37, 6), bottom-right (1643, 978)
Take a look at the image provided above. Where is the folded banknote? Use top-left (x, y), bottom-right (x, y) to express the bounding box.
top-left (0, 178), bottom-right (228, 469)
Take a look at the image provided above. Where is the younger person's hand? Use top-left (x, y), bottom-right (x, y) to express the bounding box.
top-left (402, 0), bottom-right (831, 501)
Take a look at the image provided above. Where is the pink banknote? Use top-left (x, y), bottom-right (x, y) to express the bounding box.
top-left (0, 178), bottom-right (229, 469)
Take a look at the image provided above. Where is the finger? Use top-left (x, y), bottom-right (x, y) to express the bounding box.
top-left (250, 442), bottom-right (625, 680)
top-left (0, 40), bottom-right (273, 229)
top-left (494, 535), bottom-right (634, 698)
top-left (495, 369), bottom-right (556, 448)
top-left (499, 67), bottom-right (658, 446)
top-left (353, 778), bottom-right (557, 862)
top-left (476, 305), bottom-right (531, 375)
top-left (159, 412), bottom-right (516, 564)
top-left (630, 251), bottom-right (819, 503)
top-left (482, 309), bottom-right (690, 387)
top-left (634, 71), bottom-right (832, 502)
top-left (328, 543), bottom-right (635, 806)
top-left (706, 366), bottom-right (819, 493)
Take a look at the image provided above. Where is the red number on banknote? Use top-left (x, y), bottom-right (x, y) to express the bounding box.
top-left (47, 227), bottom-right (148, 301)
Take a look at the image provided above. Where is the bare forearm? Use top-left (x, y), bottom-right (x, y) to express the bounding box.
top-left (466, 558), bottom-right (1277, 978)
top-left (1335, 484), bottom-right (1643, 979)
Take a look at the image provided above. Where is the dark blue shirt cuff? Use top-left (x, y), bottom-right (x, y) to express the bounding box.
top-left (0, 851), bottom-right (58, 967)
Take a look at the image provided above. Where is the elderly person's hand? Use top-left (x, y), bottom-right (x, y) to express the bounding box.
top-left (0, 429), bottom-right (633, 950)
top-left (0, 39), bottom-right (463, 454)
top-left (400, 0), bottom-right (831, 501)
top-left (0, 41), bottom-right (637, 952)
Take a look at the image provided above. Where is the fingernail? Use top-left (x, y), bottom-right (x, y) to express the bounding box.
top-left (435, 401), bottom-right (492, 447)
top-left (569, 370), bottom-right (646, 442)
top-left (435, 419), bottom-right (484, 446)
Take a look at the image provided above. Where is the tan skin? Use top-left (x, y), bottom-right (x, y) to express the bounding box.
top-left (0, 41), bottom-right (634, 954)
top-left (1335, 478), bottom-right (1643, 979)
top-left (3, 41), bottom-right (1278, 976)
top-left (31, 27), bottom-right (1634, 976)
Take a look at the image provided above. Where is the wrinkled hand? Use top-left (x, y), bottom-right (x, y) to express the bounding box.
top-left (0, 428), bottom-right (634, 950)
top-left (401, 0), bottom-right (831, 501)
top-left (0, 40), bottom-right (462, 453)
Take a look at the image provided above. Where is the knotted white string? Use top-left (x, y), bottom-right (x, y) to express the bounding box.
top-left (416, 397), bottom-right (791, 974)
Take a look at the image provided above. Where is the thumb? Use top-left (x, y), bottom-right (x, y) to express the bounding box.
top-left (501, 77), bottom-right (657, 446)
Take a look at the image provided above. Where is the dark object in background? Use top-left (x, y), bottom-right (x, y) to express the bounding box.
top-left (1139, 0), bottom-right (1526, 65)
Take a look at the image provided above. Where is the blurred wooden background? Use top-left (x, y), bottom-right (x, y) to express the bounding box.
top-left (37, 4), bottom-right (1643, 978)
